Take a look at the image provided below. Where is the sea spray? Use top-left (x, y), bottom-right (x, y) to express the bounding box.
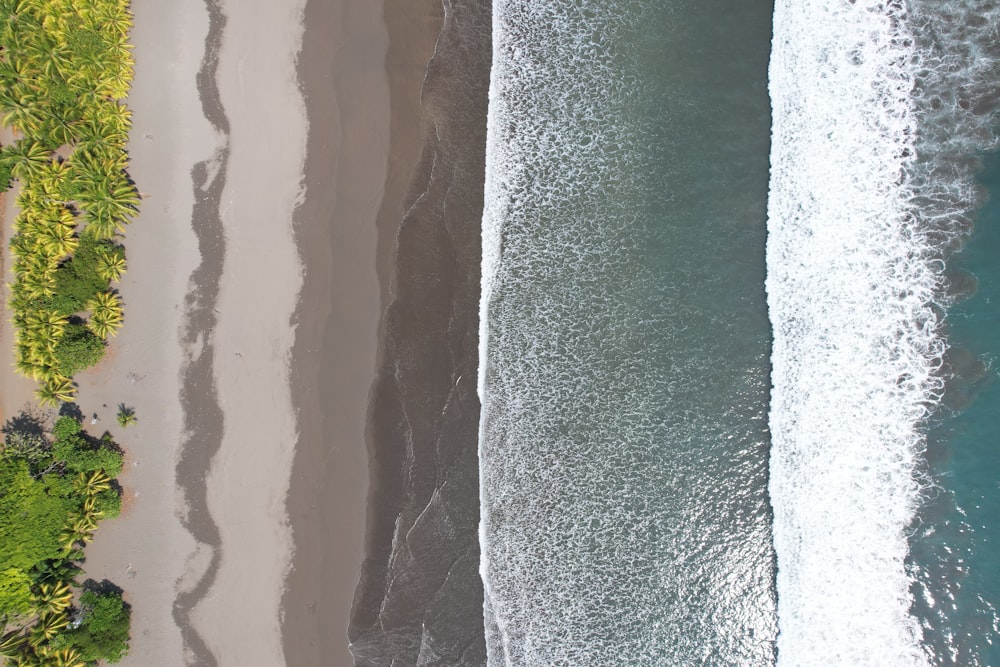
top-left (767, 0), bottom-right (1000, 664)
top-left (479, 0), bottom-right (777, 663)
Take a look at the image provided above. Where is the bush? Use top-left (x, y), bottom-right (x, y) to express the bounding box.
top-left (53, 322), bottom-right (106, 376)
top-left (0, 459), bottom-right (72, 578)
top-left (51, 417), bottom-right (123, 477)
top-left (64, 587), bottom-right (131, 664)
top-left (0, 568), bottom-right (33, 618)
top-left (0, 160), bottom-right (12, 192)
top-left (51, 235), bottom-right (112, 316)
top-left (92, 487), bottom-right (121, 519)
top-left (52, 415), bottom-right (82, 441)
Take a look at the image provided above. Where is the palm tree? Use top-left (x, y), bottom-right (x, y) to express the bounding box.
top-left (0, 97), bottom-right (45, 138)
top-left (35, 376), bottom-right (75, 406)
top-left (0, 630), bottom-right (29, 658)
top-left (13, 353), bottom-right (43, 380)
top-left (8, 233), bottom-right (38, 261)
top-left (95, 244), bottom-right (125, 282)
top-left (76, 469), bottom-right (111, 495)
top-left (29, 582), bottom-right (72, 618)
top-left (39, 647), bottom-right (85, 667)
top-left (86, 309), bottom-right (120, 339)
top-left (98, 7), bottom-right (131, 39)
top-left (14, 270), bottom-right (55, 300)
top-left (42, 648), bottom-right (87, 667)
top-left (58, 517), bottom-right (94, 553)
top-left (86, 290), bottom-right (122, 315)
top-left (116, 403), bottom-right (135, 428)
top-left (87, 292), bottom-right (124, 338)
top-left (39, 222), bottom-right (77, 259)
top-left (6, 141), bottom-right (50, 181)
top-left (86, 290), bottom-right (123, 338)
top-left (78, 174), bottom-right (138, 239)
top-left (28, 612), bottom-right (67, 645)
top-left (23, 310), bottom-right (67, 342)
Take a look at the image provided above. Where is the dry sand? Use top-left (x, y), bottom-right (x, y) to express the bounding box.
top-left (189, 0), bottom-right (307, 663)
top-left (78, 0), bottom-right (308, 665)
top-left (72, 0), bottom-right (214, 664)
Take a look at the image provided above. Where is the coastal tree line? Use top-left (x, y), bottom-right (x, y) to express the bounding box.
top-left (0, 413), bottom-right (130, 666)
top-left (0, 0), bottom-right (138, 664)
top-left (0, 0), bottom-right (137, 405)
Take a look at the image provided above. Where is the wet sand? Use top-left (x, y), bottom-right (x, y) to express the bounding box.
top-left (278, 0), bottom-right (389, 665)
top-left (280, 0), bottom-right (440, 665)
top-left (282, 0), bottom-right (492, 665)
top-left (346, 1), bottom-right (491, 665)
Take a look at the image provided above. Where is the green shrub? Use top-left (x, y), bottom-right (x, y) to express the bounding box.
top-left (53, 322), bottom-right (106, 376)
top-left (0, 568), bottom-right (33, 618)
top-left (52, 416), bottom-right (83, 441)
top-left (0, 459), bottom-right (72, 579)
top-left (92, 487), bottom-right (121, 519)
top-left (51, 235), bottom-right (113, 315)
top-left (51, 417), bottom-right (123, 477)
top-left (0, 159), bottom-right (12, 191)
top-left (64, 588), bottom-right (131, 664)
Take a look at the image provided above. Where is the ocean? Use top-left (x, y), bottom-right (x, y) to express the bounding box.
top-left (768, 0), bottom-right (1000, 664)
top-left (475, 0), bottom-right (1000, 666)
top-left (479, 0), bottom-right (777, 663)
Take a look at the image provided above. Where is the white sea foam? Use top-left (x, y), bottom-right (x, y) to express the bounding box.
top-left (765, 0), bottom-right (981, 664)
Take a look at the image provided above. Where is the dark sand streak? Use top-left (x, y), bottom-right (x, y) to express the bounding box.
top-left (173, 0), bottom-right (229, 665)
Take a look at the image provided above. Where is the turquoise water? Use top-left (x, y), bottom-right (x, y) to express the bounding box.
top-left (477, 1), bottom-right (1000, 664)
top-left (911, 152), bottom-right (1000, 666)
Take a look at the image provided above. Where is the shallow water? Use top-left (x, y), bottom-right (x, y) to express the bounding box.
top-left (479, 1), bottom-right (776, 663)
top-left (909, 152), bottom-right (1000, 667)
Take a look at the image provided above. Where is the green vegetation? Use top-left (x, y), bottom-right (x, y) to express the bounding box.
top-left (112, 406), bottom-right (133, 429)
top-left (0, 0), bottom-right (138, 405)
top-left (59, 587), bottom-right (130, 664)
top-left (0, 412), bottom-right (130, 665)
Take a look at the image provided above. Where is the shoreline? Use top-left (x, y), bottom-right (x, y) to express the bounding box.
top-left (348, 1), bottom-right (491, 664)
top-left (280, 0), bottom-right (429, 663)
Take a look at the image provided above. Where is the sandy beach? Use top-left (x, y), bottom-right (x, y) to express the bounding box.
top-left (66, 0), bottom-right (212, 664)
top-left (1, 0), bottom-right (484, 664)
top-left (73, 0), bottom-right (308, 664)
top-left (278, 0), bottom-right (392, 664)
